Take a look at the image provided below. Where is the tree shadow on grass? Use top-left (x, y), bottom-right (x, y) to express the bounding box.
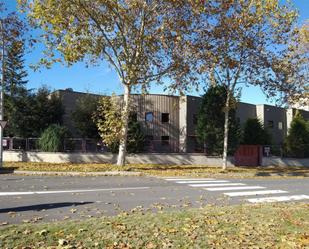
top-left (0, 202), bottom-right (93, 213)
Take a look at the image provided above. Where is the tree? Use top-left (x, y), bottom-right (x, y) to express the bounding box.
top-left (4, 88), bottom-right (33, 137)
top-left (19, 0), bottom-right (193, 165)
top-left (38, 124), bottom-right (70, 152)
top-left (196, 85), bottom-right (240, 156)
top-left (0, 1), bottom-right (28, 166)
top-left (93, 95), bottom-right (122, 152)
top-left (4, 40), bottom-right (28, 96)
top-left (126, 115), bottom-right (145, 154)
top-left (285, 112), bottom-right (309, 158)
top-left (190, 0), bottom-right (304, 170)
top-left (71, 94), bottom-right (99, 139)
top-left (242, 118), bottom-right (271, 145)
top-left (288, 20), bottom-right (309, 106)
top-left (30, 87), bottom-right (64, 137)
top-left (93, 95), bottom-right (145, 154)
top-left (3, 39), bottom-right (31, 137)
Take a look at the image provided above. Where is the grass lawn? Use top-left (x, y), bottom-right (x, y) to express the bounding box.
top-left (0, 203), bottom-right (308, 248)
top-left (2, 161), bottom-right (309, 178)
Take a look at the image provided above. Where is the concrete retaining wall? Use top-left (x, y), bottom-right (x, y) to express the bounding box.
top-left (4, 151), bottom-right (308, 167)
top-left (3, 151), bottom-right (234, 166)
top-left (262, 157), bottom-right (309, 167)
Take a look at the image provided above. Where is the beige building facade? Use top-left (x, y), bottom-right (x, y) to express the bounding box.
top-left (54, 89), bottom-right (309, 153)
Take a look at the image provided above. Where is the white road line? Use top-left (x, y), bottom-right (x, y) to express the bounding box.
top-left (205, 186), bottom-right (266, 191)
top-left (176, 180), bottom-right (229, 184)
top-left (247, 195), bottom-right (309, 203)
top-left (0, 187), bottom-right (150, 196)
top-left (189, 183), bottom-right (245, 187)
top-left (164, 178), bottom-right (214, 181)
top-left (224, 190), bottom-right (288, 197)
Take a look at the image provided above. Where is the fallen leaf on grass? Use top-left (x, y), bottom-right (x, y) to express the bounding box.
top-left (70, 208), bottom-right (77, 213)
top-left (58, 239), bottom-right (69, 246)
top-left (38, 229), bottom-right (48, 236)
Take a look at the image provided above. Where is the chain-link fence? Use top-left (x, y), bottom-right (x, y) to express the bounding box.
top-left (3, 137), bottom-right (106, 153)
top-left (3, 137), bottom-right (307, 157)
top-left (2, 137), bottom-right (180, 153)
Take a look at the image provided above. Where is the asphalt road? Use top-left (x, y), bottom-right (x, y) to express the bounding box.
top-left (0, 174), bottom-right (308, 225)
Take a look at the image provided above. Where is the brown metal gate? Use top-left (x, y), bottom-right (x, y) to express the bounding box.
top-left (234, 145), bottom-right (262, 166)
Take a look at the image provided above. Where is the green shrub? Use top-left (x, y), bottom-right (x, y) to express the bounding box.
top-left (38, 124), bottom-right (70, 152)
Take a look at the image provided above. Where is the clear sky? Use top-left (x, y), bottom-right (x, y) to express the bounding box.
top-left (2, 0), bottom-right (309, 104)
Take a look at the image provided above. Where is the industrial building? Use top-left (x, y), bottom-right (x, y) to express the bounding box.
top-left (54, 89), bottom-right (309, 153)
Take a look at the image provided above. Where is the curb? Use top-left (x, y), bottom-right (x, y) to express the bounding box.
top-left (10, 170), bottom-right (143, 176)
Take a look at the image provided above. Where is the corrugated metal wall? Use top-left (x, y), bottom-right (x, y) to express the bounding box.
top-left (131, 94), bottom-right (180, 152)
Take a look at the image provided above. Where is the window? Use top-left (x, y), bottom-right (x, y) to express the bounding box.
top-left (161, 113), bottom-right (169, 123)
top-left (278, 122), bottom-right (283, 130)
top-left (193, 114), bottom-right (198, 125)
top-left (161, 136), bottom-right (170, 146)
top-left (268, 120), bottom-right (274, 128)
top-left (144, 135), bottom-right (154, 146)
top-left (145, 112), bottom-right (154, 122)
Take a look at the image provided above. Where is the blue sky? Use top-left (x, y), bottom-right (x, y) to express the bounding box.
top-left (2, 0), bottom-right (309, 104)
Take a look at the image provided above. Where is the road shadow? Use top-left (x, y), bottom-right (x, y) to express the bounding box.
top-left (0, 202), bottom-right (93, 213)
top-left (0, 167), bottom-right (17, 174)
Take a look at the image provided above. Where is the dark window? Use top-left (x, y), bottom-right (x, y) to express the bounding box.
top-left (145, 112), bottom-right (154, 122)
top-left (161, 113), bottom-right (169, 123)
top-left (144, 135), bottom-right (154, 146)
top-left (193, 114), bottom-right (198, 125)
top-left (268, 120), bottom-right (274, 128)
top-left (130, 112), bottom-right (138, 122)
top-left (161, 136), bottom-right (170, 146)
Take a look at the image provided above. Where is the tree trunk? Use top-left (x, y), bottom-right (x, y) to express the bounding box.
top-left (117, 84), bottom-right (131, 166)
top-left (222, 91), bottom-right (230, 171)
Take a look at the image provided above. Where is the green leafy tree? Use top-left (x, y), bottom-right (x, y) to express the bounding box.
top-left (242, 118), bottom-right (271, 145)
top-left (4, 40), bottom-right (28, 96)
top-left (4, 89), bottom-right (33, 137)
top-left (196, 85), bottom-right (240, 156)
top-left (71, 94), bottom-right (99, 138)
top-left (126, 115), bottom-right (145, 154)
top-left (285, 113), bottom-right (309, 158)
top-left (30, 87), bottom-right (64, 137)
top-left (19, 0), bottom-right (193, 166)
top-left (5, 86), bottom-right (63, 138)
top-left (38, 124), bottom-right (70, 152)
top-left (0, 1), bottom-right (30, 139)
top-left (3, 40), bottom-right (32, 137)
top-left (93, 96), bottom-right (144, 154)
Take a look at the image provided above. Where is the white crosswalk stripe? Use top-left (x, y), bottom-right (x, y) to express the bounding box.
top-left (189, 183), bottom-right (245, 187)
top-left (224, 190), bottom-right (288, 197)
top-left (176, 180), bottom-right (229, 184)
top-left (162, 177), bottom-right (308, 204)
top-left (205, 186), bottom-right (266, 191)
top-left (247, 195), bottom-right (309, 203)
top-left (164, 178), bottom-right (214, 181)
